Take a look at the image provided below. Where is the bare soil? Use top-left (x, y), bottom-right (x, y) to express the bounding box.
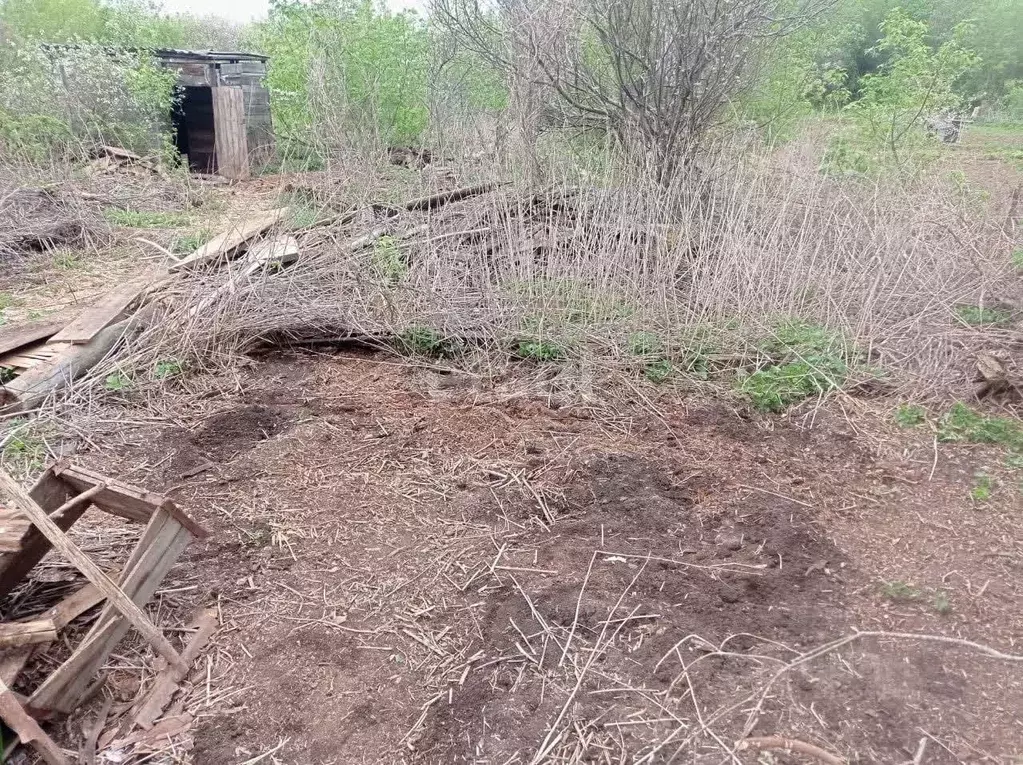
top-left (42, 348), bottom-right (1022, 764)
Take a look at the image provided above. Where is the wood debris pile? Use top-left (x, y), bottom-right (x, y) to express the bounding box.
top-left (0, 463), bottom-right (206, 764)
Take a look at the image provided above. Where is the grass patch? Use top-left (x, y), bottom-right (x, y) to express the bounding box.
top-left (372, 235), bottom-right (407, 284)
top-left (936, 403), bottom-right (1023, 452)
top-left (970, 473), bottom-right (995, 502)
top-left (644, 359), bottom-right (673, 384)
top-left (738, 319), bottom-right (855, 413)
top-left (103, 208), bottom-right (192, 228)
top-left (895, 403), bottom-right (927, 427)
top-left (399, 326), bottom-right (460, 358)
top-left (514, 339), bottom-right (565, 363)
top-left (954, 305), bottom-right (1013, 326)
top-left (1, 419), bottom-right (49, 476)
top-left (1012, 249), bottom-right (1023, 271)
top-left (52, 249), bottom-right (83, 270)
top-left (880, 580), bottom-right (921, 602)
top-left (171, 229), bottom-right (213, 255)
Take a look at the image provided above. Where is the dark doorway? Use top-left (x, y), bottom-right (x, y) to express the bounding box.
top-left (172, 87), bottom-right (217, 173)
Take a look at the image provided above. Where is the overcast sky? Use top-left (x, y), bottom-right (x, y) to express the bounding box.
top-left (159, 0), bottom-right (426, 22)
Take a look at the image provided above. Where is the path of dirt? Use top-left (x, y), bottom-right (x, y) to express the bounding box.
top-left (44, 349), bottom-right (1022, 764)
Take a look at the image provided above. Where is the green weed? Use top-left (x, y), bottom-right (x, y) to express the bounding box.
top-left (171, 229), bottom-right (212, 255)
top-left (1, 420), bottom-right (49, 476)
top-left (936, 403), bottom-right (1023, 452)
top-left (0, 366), bottom-right (15, 384)
top-left (1012, 249), bottom-right (1023, 271)
top-left (399, 326), bottom-right (459, 358)
top-left (644, 359), bottom-right (673, 384)
top-left (954, 305), bottom-right (1013, 326)
top-left (103, 208), bottom-right (192, 228)
top-left (880, 580), bottom-right (921, 601)
top-left (104, 372), bottom-right (131, 392)
top-left (289, 204), bottom-right (321, 229)
top-left (970, 473), bottom-right (995, 502)
top-left (628, 332), bottom-right (662, 356)
top-left (895, 403), bottom-right (927, 427)
top-left (0, 292), bottom-right (15, 311)
top-left (514, 340), bottom-right (565, 362)
top-left (372, 235), bottom-right (407, 284)
top-left (52, 249), bottom-right (82, 270)
top-left (154, 358), bottom-right (185, 379)
top-left (931, 590), bottom-right (953, 615)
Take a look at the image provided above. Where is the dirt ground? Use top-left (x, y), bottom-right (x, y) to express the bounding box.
top-left (22, 347), bottom-right (1015, 764)
top-left (1, 145), bottom-right (1022, 764)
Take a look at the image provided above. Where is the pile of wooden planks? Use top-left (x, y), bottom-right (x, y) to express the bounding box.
top-left (0, 207), bottom-right (293, 412)
top-left (0, 463), bottom-right (206, 764)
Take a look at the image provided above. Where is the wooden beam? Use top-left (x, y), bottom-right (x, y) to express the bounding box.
top-left (169, 208), bottom-right (287, 273)
top-left (53, 464), bottom-right (206, 539)
top-left (0, 470), bottom-right (185, 675)
top-left (0, 678), bottom-right (68, 765)
top-left (49, 275), bottom-right (160, 345)
top-left (29, 516), bottom-right (191, 714)
top-left (0, 620), bottom-right (57, 649)
top-left (212, 86), bottom-right (250, 181)
top-left (0, 468), bottom-right (75, 600)
top-left (134, 609), bottom-right (217, 729)
top-left (0, 316), bottom-right (70, 358)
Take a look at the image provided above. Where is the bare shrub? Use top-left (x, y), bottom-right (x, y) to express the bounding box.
top-left (79, 136), bottom-right (1016, 405)
top-left (434, 0), bottom-right (830, 180)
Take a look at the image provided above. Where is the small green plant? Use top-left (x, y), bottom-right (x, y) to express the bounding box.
top-left (0, 366), bottom-right (15, 384)
top-left (880, 580), bottom-right (921, 602)
top-left (104, 372), bottom-right (131, 392)
top-left (289, 204), bottom-right (321, 229)
top-left (628, 331), bottom-right (661, 356)
top-left (954, 305), bottom-right (1013, 326)
top-left (970, 473), bottom-right (995, 502)
top-left (103, 208), bottom-right (192, 228)
top-left (52, 249), bottom-right (82, 270)
top-left (937, 403), bottom-right (1023, 452)
top-left (1, 420), bottom-right (49, 476)
top-left (0, 292), bottom-right (15, 311)
top-left (644, 359), bottom-right (673, 384)
top-left (895, 403), bottom-right (927, 427)
top-left (931, 590), bottom-right (953, 615)
top-left (399, 326), bottom-right (458, 358)
top-left (372, 235), bottom-right (407, 284)
top-left (171, 229), bottom-right (212, 255)
top-left (1012, 249), bottom-right (1023, 271)
top-left (154, 358), bottom-right (185, 379)
top-left (514, 340), bottom-right (565, 362)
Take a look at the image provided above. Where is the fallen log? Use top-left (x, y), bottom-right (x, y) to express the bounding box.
top-left (403, 183), bottom-right (499, 211)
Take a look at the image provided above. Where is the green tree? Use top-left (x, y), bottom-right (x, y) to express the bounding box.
top-left (848, 8), bottom-right (978, 165)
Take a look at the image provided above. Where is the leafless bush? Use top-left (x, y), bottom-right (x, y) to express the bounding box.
top-left (76, 135), bottom-right (1018, 405)
top-left (434, 0), bottom-right (830, 181)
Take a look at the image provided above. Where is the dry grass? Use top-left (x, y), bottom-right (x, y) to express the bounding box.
top-left (63, 135), bottom-right (1020, 412)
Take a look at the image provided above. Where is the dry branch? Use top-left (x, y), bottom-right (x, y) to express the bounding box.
top-left (0, 677), bottom-right (67, 765)
top-left (736, 736), bottom-right (846, 765)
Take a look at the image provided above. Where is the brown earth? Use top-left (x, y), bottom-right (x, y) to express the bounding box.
top-left (33, 348), bottom-right (1021, 765)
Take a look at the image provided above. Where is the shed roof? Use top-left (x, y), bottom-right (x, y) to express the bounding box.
top-left (153, 49), bottom-right (268, 63)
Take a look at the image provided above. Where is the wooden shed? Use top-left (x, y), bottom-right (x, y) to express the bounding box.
top-left (156, 49), bottom-right (274, 180)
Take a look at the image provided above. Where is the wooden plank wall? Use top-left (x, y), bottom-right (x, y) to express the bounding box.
top-left (211, 86), bottom-right (250, 181)
top-left (219, 62), bottom-right (275, 169)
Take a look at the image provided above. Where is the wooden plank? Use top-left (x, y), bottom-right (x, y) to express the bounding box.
top-left (242, 235), bottom-right (300, 276)
top-left (212, 86), bottom-right (250, 181)
top-left (49, 275), bottom-right (159, 344)
top-left (0, 509), bottom-right (32, 552)
top-left (30, 517), bottom-right (191, 714)
top-left (0, 469), bottom-right (75, 600)
top-left (0, 679), bottom-right (68, 765)
top-left (134, 609), bottom-right (217, 729)
top-left (0, 319), bottom-right (129, 412)
top-left (0, 620), bottom-right (57, 649)
top-left (0, 316), bottom-right (69, 357)
top-left (0, 646), bottom-right (34, 686)
top-left (0, 470), bottom-right (185, 676)
top-left (169, 207), bottom-right (288, 273)
top-left (54, 464), bottom-right (206, 539)
top-left (47, 580), bottom-right (108, 630)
